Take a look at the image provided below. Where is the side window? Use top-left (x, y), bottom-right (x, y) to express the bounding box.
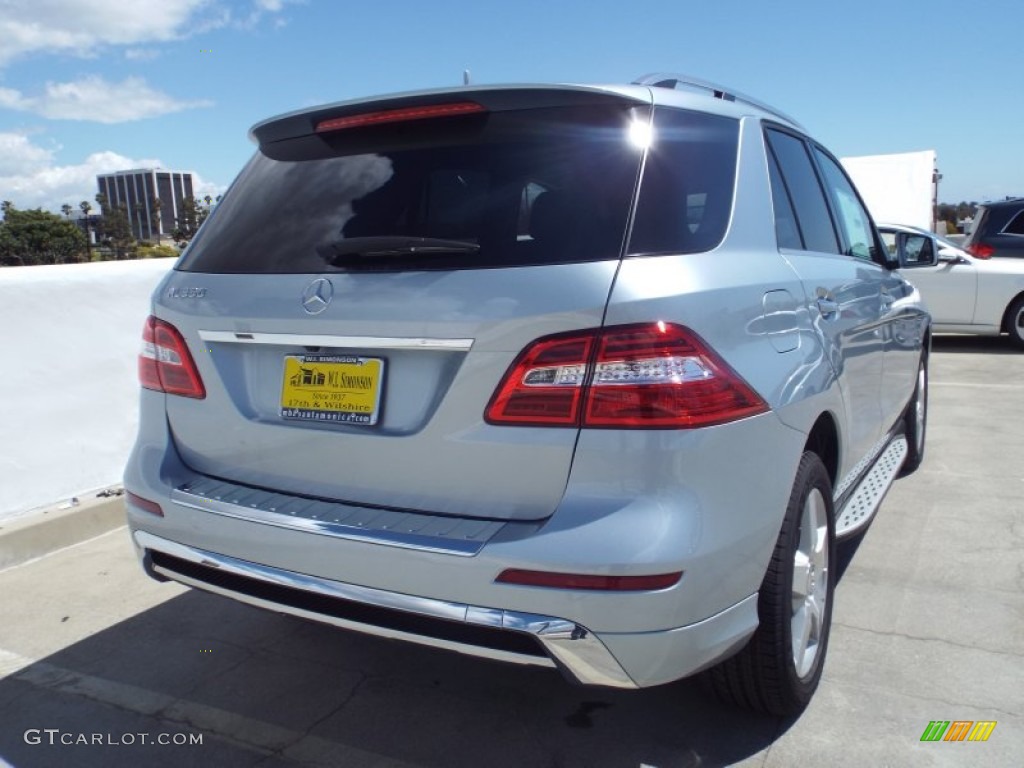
top-left (813, 148), bottom-right (877, 261)
top-left (880, 230), bottom-right (898, 258)
top-left (764, 129), bottom-right (839, 254)
top-left (1003, 210), bottom-right (1024, 236)
top-left (629, 108), bottom-right (739, 255)
top-left (766, 148), bottom-right (803, 249)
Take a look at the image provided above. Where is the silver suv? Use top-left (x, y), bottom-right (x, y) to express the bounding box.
top-left (125, 74), bottom-right (930, 715)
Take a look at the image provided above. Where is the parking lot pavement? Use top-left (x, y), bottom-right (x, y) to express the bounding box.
top-left (0, 336), bottom-right (1021, 768)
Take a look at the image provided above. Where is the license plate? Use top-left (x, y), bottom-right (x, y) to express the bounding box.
top-left (280, 354), bottom-right (384, 425)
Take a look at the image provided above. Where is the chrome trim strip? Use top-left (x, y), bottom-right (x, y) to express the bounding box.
top-left (171, 482), bottom-right (502, 557)
top-left (134, 532), bottom-right (637, 688)
top-left (198, 330), bottom-right (474, 351)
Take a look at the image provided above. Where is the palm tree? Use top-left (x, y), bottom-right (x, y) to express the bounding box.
top-left (79, 201), bottom-right (92, 260)
top-left (61, 204), bottom-right (73, 220)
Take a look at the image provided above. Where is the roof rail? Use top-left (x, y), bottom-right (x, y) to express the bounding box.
top-left (633, 73), bottom-right (804, 129)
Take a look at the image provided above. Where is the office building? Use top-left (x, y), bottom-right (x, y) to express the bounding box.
top-left (96, 169), bottom-right (194, 241)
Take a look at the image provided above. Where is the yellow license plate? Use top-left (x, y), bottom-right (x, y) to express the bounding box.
top-left (280, 355), bottom-right (384, 425)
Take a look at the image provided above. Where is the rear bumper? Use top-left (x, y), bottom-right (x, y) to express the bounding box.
top-left (132, 530), bottom-right (757, 688)
top-left (125, 388), bottom-right (804, 686)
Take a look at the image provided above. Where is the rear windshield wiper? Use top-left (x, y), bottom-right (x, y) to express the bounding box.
top-left (316, 236), bottom-right (480, 266)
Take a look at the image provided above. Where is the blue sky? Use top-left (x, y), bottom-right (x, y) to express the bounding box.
top-left (1, 0), bottom-right (1021, 213)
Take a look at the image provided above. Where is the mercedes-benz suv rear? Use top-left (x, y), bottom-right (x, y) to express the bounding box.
top-left (125, 75), bottom-right (930, 715)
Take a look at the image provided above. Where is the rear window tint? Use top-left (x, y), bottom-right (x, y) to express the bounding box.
top-left (764, 129), bottom-right (839, 255)
top-left (179, 104), bottom-right (739, 274)
top-left (179, 104), bottom-right (648, 274)
top-left (628, 108), bottom-right (739, 255)
top-left (1003, 209), bottom-right (1024, 235)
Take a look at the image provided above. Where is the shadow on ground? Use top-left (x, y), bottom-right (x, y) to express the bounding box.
top-left (930, 334), bottom-right (1019, 355)
top-left (0, 585), bottom-right (803, 767)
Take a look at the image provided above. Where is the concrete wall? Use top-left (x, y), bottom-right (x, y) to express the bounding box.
top-left (0, 259), bottom-right (174, 521)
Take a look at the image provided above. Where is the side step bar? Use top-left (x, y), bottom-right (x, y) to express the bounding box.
top-left (835, 436), bottom-right (908, 539)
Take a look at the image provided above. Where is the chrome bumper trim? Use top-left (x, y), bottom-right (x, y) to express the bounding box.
top-left (134, 531), bottom-right (638, 689)
top-left (197, 330), bottom-right (474, 352)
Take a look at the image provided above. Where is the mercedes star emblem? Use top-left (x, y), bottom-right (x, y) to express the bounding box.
top-left (301, 278), bottom-right (333, 315)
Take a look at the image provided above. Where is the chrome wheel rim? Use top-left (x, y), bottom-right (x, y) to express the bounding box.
top-left (1015, 306), bottom-right (1024, 341)
top-left (914, 363), bottom-right (926, 454)
top-left (792, 488), bottom-right (829, 679)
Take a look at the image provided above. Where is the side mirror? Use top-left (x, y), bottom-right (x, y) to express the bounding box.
top-left (899, 234), bottom-right (938, 268)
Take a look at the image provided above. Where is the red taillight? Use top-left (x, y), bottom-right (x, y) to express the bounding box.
top-left (485, 323), bottom-right (768, 429)
top-left (496, 568), bottom-right (682, 591)
top-left (484, 332), bottom-right (594, 426)
top-left (139, 316), bottom-right (206, 398)
top-left (966, 242), bottom-right (994, 259)
top-left (125, 491), bottom-right (164, 517)
top-left (315, 102), bottom-right (485, 133)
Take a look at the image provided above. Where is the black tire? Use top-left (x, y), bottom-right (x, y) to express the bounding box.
top-left (704, 452), bottom-right (836, 716)
top-left (900, 355), bottom-right (928, 476)
top-left (1006, 295), bottom-right (1024, 350)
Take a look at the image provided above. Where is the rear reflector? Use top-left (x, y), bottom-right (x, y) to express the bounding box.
top-left (139, 316), bottom-right (206, 399)
top-left (126, 492), bottom-right (164, 517)
top-left (315, 102), bottom-right (485, 133)
top-left (485, 323), bottom-right (767, 428)
top-left (966, 242), bottom-right (994, 259)
top-left (496, 569), bottom-right (682, 591)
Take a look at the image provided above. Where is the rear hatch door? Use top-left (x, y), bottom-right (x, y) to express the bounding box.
top-left (158, 87), bottom-right (650, 521)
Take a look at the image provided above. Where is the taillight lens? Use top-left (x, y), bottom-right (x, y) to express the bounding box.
top-left (966, 242), bottom-right (994, 259)
top-left (315, 102), bottom-right (485, 133)
top-left (485, 323), bottom-right (767, 429)
top-left (139, 316), bottom-right (206, 398)
top-left (484, 332), bottom-right (594, 426)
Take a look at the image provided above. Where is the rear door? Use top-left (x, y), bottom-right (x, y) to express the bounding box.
top-left (159, 90), bottom-right (650, 521)
top-left (809, 147), bottom-right (925, 431)
top-left (765, 127), bottom-right (887, 467)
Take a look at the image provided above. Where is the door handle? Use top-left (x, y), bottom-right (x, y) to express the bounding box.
top-left (816, 297), bottom-right (840, 319)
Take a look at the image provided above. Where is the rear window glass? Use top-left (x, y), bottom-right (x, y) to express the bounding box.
top-left (629, 109), bottom-right (739, 255)
top-left (179, 104), bottom-right (738, 274)
top-left (1003, 209), bottom-right (1024, 235)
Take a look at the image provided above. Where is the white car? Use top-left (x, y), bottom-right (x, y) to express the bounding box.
top-left (880, 223), bottom-right (1024, 348)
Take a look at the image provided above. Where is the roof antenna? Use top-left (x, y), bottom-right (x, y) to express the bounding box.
top-left (463, 69), bottom-right (471, 86)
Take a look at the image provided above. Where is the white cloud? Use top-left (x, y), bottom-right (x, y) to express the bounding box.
top-left (0, 76), bottom-right (212, 123)
top-left (0, 0), bottom-right (297, 66)
top-left (124, 48), bottom-right (161, 61)
top-left (0, 132), bottom-right (225, 212)
top-left (0, 133), bottom-right (55, 175)
top-left (0, 0), bottom-right (215, 66)
top-left (240, 0), bottom-right (301, 29)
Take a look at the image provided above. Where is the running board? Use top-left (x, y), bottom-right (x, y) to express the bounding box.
top-left (835, 436), bottom-right (908, 539)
